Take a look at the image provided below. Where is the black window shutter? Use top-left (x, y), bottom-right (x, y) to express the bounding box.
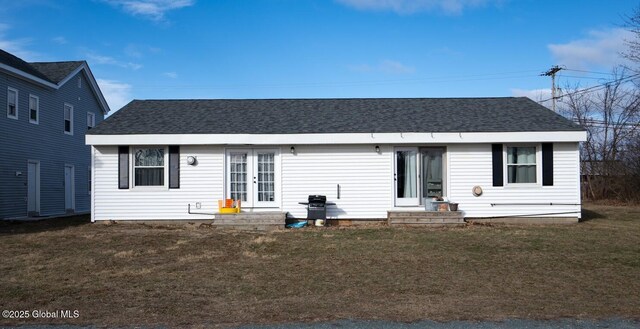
top-left (492, 144), bottom-right (504, 187)
top-left (118, 146), bottom-right (129, 189)
top-left (169, 145), bottom-right (180, 189)
top-left (542, 143), bottom-right (554, 186)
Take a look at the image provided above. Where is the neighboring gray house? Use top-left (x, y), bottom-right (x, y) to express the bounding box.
top-left (1, 49), bottom-right (110, 219)
top-left (86, 98), bottom-right (586, 222)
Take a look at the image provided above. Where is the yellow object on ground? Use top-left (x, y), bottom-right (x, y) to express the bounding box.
top-left (218, 199), bottom-right (241, 213)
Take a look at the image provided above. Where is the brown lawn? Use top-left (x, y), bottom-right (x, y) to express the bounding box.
top-left (0, 203), bottom-right (639, 327)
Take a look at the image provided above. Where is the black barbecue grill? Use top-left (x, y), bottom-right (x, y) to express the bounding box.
top-left (298, 195), bottom-right (335, 223)
top-left (307, 195), bottom-right (327, 219)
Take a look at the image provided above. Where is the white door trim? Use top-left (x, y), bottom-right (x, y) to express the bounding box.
top-left (225, 148), bottom-right (280, 208)
top-left (394, 147), bottom-right (420, 206)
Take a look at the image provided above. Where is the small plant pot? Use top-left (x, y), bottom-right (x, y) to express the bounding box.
top-left (449, 203), bottom-right (459, 211)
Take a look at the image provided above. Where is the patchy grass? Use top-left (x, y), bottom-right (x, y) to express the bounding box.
top-left (0, 204), bottom-right (639, 327)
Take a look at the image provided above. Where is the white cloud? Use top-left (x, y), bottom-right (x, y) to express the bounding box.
top-left (548, 28), bottom-right (633, 70)
top-left (163, 71), bottom-right (178, 78)
top-left (336, 0), bottom-right (493, 14)
top-left (349, 59), bottom-right (415, 74)
top-left (86, 52), bottom-right (142, 70)
top-left (511, 88), bottom-right (552, 107)
top-left (102, 0), bottom-right (195, 21)
top-left (97, 79), bottom-right (133, 113)
top-left (379, 60), bottom-right (415, 74)
top-left (52, 36), bottom-right (68, 45)
top-left (0, 24), bottom-right (39, 60)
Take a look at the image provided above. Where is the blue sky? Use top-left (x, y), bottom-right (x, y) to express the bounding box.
top-left (0, 0), bottom-right (636, 112)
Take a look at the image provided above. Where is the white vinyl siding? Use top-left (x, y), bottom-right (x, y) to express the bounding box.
top-left (7, 87), bottom-right (18, 119)
top-left (92, 145), bottom-right (224, 220)
top-left (29, 94), bottom-right (39, 124)
top-left (91, 143), bottom-right (581, 221)
top-left (281, 145), bottom-right (392, 219)
top-left (448, 143), bottom-right (581, 218)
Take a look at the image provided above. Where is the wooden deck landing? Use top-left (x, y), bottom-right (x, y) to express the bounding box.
top-left (387, 211), bottom-right (465, 226)
top-left (212, 212), bottom-right (287, 230)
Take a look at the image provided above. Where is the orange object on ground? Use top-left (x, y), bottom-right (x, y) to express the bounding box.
top-left (218, 199), bottom-right (241, 213)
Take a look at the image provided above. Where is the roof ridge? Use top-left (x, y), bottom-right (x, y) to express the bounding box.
top-left (133, 96), bottom-right (522, 102)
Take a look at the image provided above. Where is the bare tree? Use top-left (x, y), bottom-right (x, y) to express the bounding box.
top-left (559, 68), bottom-right (640, 201)
top-left (623, 5), bottom-right (640, 68)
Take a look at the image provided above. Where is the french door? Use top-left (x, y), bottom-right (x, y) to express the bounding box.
top-left (394, 147), bottom-right (445, 206)
top-left (226, 149), bottom-right (278, 208)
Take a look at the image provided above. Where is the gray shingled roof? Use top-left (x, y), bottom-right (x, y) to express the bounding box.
top-left (88, 97), bottom-right (583, 135)
top-left (0, 49), bottom-right (53, 83)
top-left (29, 61), bottom-right (84, 84)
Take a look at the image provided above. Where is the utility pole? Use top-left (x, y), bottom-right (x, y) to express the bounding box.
top-left (541, 65), bottom-right (563, 112)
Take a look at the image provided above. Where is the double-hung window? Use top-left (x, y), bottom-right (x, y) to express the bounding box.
top-left (506, 146), bottom-right (537, 184)
top-left (64, 103), bottom-right (73, 135)
top-left (87, 112), bottom-right (95, 130)
top-left (7, 87), bottom-right (18, 119)
top-left (134, 148), bottom-right (165, 186)
top-left (29, 95), bottom-right (39, 124)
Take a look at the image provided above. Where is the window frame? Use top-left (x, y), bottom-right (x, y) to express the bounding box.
top-left (87, 112), bottom-right (95, 130)
top-left (132, 146), bottom-right (168, 189)
top-left (7, 87), bottom-right (18, 120)
top-left (29, 94), bottom-right (39, 124)
top-left (64, 103), bottom-right (74, 135)
top-left (504, 144), bottom-right (542, 186)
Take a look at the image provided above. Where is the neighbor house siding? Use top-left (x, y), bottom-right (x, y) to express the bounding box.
top-left (281, 145), bottom-right (393, 219)
top-left (0, 71), bottom-right (103, 219)
top-left (447, 142), bottom-right (581, 218)
top-left (92, 145), bottom-right (224, 221)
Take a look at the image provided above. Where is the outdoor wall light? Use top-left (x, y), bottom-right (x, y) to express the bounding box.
top-left (375, 145), bottom-right (380, 153)
top-left (290, 146), bottom-right (296, 154)
top-left (187, 156), bottom-right (197, 165)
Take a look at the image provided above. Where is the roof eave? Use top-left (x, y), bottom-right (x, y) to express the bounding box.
top-left (86, 131), bottom-right (588, 146)
top-left (0, 62), bottom-right (57, 88)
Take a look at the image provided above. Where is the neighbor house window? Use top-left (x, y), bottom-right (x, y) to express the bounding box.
top-left (87, 112), bottom-right (95, 129)
top-left (7, 87), bottom-right (18, 119)
top-left (507, 146), bottom-right (537, 184)
top-left (29, 95), bottom-right (39, 124)
top-left (64, 103), bottom-right (73, 135)
top-left (134, 148), bottom-right (165, 186)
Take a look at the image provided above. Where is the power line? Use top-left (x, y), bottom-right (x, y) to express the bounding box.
top-left (538, 73), bottom-right (640, 103)
top-left (563, 68), bottom-right (615, 75)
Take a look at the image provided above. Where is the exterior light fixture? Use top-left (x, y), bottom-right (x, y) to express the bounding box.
top-left (290, 146), bottom-right (296, 154)
top-left (375, 145), bottom-right (380, 153)
top-left (187, 156), bottom-right (197, 165)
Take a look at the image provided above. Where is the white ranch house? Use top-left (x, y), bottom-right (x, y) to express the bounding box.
top-left (86, 98), bottom-right (586, 222)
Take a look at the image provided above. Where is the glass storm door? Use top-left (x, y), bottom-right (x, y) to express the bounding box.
top-left (421, 148), bottom-right (444, 198)
top-left (395, 148), bottom-right (419, 206)
top-left (226, 149), bottom-right (278, 208)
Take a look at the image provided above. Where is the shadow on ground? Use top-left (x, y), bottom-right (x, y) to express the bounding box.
top-left (0, 215), bottom-right (90, 235)
top-left (580, 208), bottom-right (604, 222)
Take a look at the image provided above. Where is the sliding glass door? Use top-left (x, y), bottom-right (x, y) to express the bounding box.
top-left (395, 148), bottom-right (419, 206)
top-left (394, 147), bottom-right (445, 206)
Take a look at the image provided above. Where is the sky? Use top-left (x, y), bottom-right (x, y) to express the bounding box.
top-left (0, 0), bottom-right (637, 113)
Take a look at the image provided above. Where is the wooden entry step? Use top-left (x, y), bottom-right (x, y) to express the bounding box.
top-left (387, 211), bottom-right (465, 225)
